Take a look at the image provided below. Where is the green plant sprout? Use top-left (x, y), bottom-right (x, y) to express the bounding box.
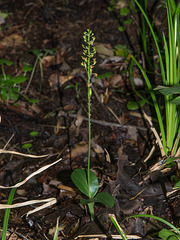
top-left (0, 59), bottom-right (27, 102)
top-left (21, 143), bottom-right (32, 154)
top-left (25, 48), bottom-right (56, 93)
top-left (29, 131), bottom-right (39, 138)
top-left (64, 82), bottom-right (81, 99)
top-left (131, 0), bottom-right (180, 158)
top-left (2, 187), bottom-right (17, 240)
top-left (109, 214), bottom-right (128, 240)
top-left (71, 29), bottom-right (114, 221)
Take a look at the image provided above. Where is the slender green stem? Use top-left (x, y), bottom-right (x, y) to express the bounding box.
top-left (87, 32), bottom-right (91, 194)
top-left (81, 29), bottom-right (96, 199)
top-left (1, 64), bottom-right (6, 81)
top-left (25, 57), bottom-right (39, 94)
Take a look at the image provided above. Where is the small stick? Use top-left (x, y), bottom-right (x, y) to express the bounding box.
top-left (58, 110), bottom-right (147, 131)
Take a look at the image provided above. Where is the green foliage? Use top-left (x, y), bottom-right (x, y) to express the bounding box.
top-left (21, 143), bottom-right (32, 153)
top-left (109, 214), bottom-right (128, 240)
top-left (127, 99), bottom-right (146, 110)
top-left (0, 59), bottom-right (27, 102)
top-left (25, 48), bottom-right (56, 93)
top-left (64, 82), bottom-right (81, 98)
top-left (71, 29), bottom-right (114, 221)
top-left (132, 0), bottom-right (180, 157)
top-left (2, 187), bottom-right (16, 240)
top-left (30, 131), bottom-right (39, 137)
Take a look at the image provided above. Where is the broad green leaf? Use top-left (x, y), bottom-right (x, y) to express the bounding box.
top-left (3, 79), bottom-right (13, 87)
top-left (22, 64), bottom-right (33, 72)
top-left (9, 90), bottom-right (18, 101)
top-left (11, 76), bottom-right (26, 84)
top-left (127, 99), bottom-right (146, 110)
top-left (94, 192), bottom-right (114, 208)
top-left (96, 72), bottom-right (113, 79)
top-left (0, 59), bottom-right (13, 66)
top-left (154, 84), bottom-right (180, 95)
top-left (159, 229), bottom-right (179, 240)
top-left (1, 88), bottom-right (8, 101)
top-left (71, 169), bottom-right (99, 198)
top-left (120, 7), bottom-right (130, 16)
top-left (171, 96), bottom-right (180, 105)
top-left (80, 198), bottom-right (95, 205)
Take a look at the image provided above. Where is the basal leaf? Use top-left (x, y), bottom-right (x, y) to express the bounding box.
top-left (71, 169), bottom-right (99, 198)
top-left (80, 198), bottom-right (95, 205)
top-left (94, 192), bottom-right (114, 208)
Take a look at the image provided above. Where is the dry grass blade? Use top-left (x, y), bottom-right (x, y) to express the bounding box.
top-left (0, 198), bottom-right (56, 210)
top-left (74, 234), bottom-right (141, 239)
top-left (143, 111), bottom-right (165, 157)
top-left (0, 149), bottom-right (48, 158)
top-left (0, 158), bottom-right (62, 189)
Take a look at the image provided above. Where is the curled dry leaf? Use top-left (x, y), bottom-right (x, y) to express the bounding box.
top-left (66, 142), bottom-right (88, 159)
top-left (0, 33), bottom-right (24, 47)
top-left (95, 43), bottom-right (114, 59)
top-left (127, 125), bottom-right (138, 141)
top-left (48, 73), bottom-right (74, 90)
top-left (42, 53), bottom-right (62, 67)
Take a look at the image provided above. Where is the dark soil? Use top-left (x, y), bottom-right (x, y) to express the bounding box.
top-left (0, 0), bottom-right (179, 239)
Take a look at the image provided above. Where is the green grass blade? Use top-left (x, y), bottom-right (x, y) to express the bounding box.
top-left (133, 0), bottom-right (166, 85)
top-left (131, 55), bottom-right (166, 153)
top-left (109, 214), bottom-right (128, 240)
top-left (2, 187), bottom-right (17, 240)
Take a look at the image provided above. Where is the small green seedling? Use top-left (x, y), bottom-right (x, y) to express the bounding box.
top-left (29, 131), bottom-right (39, 138)
top-left (21, 143), bottom-right (32, 154)
top-left (71, 29), bottom-right (114, 221)
top-left (64, 82), bottom-right (81, 99)
top-left (0, 59), bottom-right (27, 103)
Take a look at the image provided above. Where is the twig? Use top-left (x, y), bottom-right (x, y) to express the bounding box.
top-left (58, 110), bottom-right (147, 131)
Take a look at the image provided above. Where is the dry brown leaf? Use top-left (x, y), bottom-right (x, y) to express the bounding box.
top-left (95, 44), bottom-right (114, 59)
top-left (127, 125), bottom-right (138, 141)
top-left (0, 33), bottom-right (24, 47)
top-left (48, 73), bottom-right (74, 90)
top-left (66, 143), bottom-right (88, 159)
top-left (42, 53), bottom-right (62, 67)
top-left (110, 74), bottom-right (123, 87)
